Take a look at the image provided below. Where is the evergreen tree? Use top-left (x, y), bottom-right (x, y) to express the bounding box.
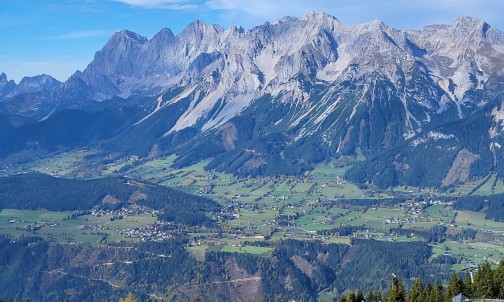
top-left (339, 292), bottom-right (353, 302)
top-left (346, 292), bottom-right (356, 302)
top-left (428, 283), bottom-right (444, 302)
top-left (339, 289), bottom-right (365, 302)
top-left (425, 283), bottom-right (433, 302)
top-left (386, 277), bottom-right (406, 302)
top-left (356, 290), bottom-right (365, 302)
top-left (445, 273), bottom-right (464, 302)
top-left (407, 278), bottom-right (425, 302)
top-left (495, 260), bottom-right (504, 299)
top-left (119, 293), bottom-right (137, 302)
top-left (367, 290), bottom-right (382, 302)
top-left (473, 262), bottom-right (496, 298)
top-left (462, 272), bottom-right (473, 298)
top-left (340, 290), bottom-right (366, 302)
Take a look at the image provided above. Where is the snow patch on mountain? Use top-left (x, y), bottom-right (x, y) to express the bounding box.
top-left (203, 94), bottom-right (255, 131)
top-left (255, 47), bottom-right (281, 85)
top-left (410, 131), bottom-right (456, 147)
top-left (67, 14), bottom-right (504, 143)
top-left (316, 51), bottom-right (351, 82)
top-left (5, 13), bottom-right (504, 154)
top-left (135, 95), bottom-right (163, 125)
top-left (490, 102), bottom-right (504, 139)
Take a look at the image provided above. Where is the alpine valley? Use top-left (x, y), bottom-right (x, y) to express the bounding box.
top-left (2, 12), bottom-right (504, 188)
top-left (1, 12), bottom-right (504, 302)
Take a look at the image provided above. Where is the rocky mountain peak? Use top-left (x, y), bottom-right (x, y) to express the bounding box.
top-left (4, 13), bottom-right (504, 130)
top-left (13, 75), bottom-right (61, 95)
top-left (417, 16), bottom-right (500, 46)
top-left (0, 73), bottom-right (16, 99)
top-left (3, 14), bottom-right (504, 187)
top-left (363, 19), bottom-right (388, 30)
top-left (0, 74), bottom-right (61, 103)
top-left (182, 20), bottom-right (224, 37)
top-left (300, 11), bottom-right (339, 23)
top-left (112, 29), bottom-right (148, 44)
top-left (151, 27), bottom-right (175, 42)
top-left (230, 25), bottom-right (245, 33)
top-left (452, 16), bottom-right (488, 36)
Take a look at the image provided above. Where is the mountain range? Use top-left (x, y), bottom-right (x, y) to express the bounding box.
top-left (1, 12), bottom-right (504, 188)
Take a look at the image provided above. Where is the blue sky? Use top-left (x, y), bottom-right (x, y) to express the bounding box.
top-left (1, 0), bottom-right (504, 82)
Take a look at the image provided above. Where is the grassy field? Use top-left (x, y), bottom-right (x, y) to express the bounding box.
top-left (473, 174), bottom-right (497, 196)
top-left (345, 208), bottom-right (394, 231)
top-left (452, 176), bottom-right (488, 196)
top-left (187, 242), bottom-right (274, 259)
top-left (0, 209), bottom-right (73, 222)
top-left (423, 205), bottom-right (455, 222)
top-left (0, 209), bottom-right (156, 245)
top-left (493, 179), bottom-right (504, 195)
top-left (2, 152), bottom-right (504, 270)
top-left (186, 244), bottom-right (208, 261)
top-left (94, 155), bottom-right (504, 267)
top-left (219, 245), bottom-right (273, 255)
top-left (455, 211), bottom-right (504, 232)
top-left (469, 174), bottom-right (504, 196)
top-left (318, 292), bottom-right (336, 302)
top-left (0, 149), bottom-right (99, 177)
top-left (430, 240), bottom-right (504, 265)
top-left (312, 163), bottom-right (351, 178)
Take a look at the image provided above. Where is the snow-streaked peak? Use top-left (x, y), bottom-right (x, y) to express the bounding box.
top-left (111, 29), bottom-right (148, 43)
top-left (46, 13), bottom-right (504, 138)
top-left (300, 11), bottom-right (339, 23)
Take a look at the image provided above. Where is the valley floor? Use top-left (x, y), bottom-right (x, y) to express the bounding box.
top-left (1, 149), bottom-right (503, 271)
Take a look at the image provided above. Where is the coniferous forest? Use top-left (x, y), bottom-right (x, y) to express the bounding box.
top-left (340, 261), bottom-right (504, 302)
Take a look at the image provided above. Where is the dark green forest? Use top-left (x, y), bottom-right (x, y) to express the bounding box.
top-left (0, 173), bottom-right (220, 226)
top-left (0, 237), bottom-right (454, 302)
top-left (340, 261), bottom-right (504, 302)
top-left (453, 194), bottom-right (504, 222)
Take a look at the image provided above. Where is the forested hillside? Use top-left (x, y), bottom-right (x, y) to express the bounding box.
top-left (0, 237), bottom-right (453, 301)
top-left (0, 173), bottom-right (220, 226)
top-left (340, 261), bottom-right (504, 302)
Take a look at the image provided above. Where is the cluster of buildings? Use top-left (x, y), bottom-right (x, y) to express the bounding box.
top-left (89, 207), bottom-right (159, 219)
top-left (78, 224), bottom-right (104, 231)
top-left (384, 217), bottom-right (416, 224)
top-left (115, 223), bottom-right (174, 242)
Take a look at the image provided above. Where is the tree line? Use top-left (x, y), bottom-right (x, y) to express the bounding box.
top-left (341, 261), bottom-right (504, 302)
top-left (453, 194), bottom-right (504, 222)
top-left (0, 173), bottom-right (220, 226)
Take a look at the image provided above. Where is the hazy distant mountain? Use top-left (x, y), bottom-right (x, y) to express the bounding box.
top-left (2, 12), bottom-right (504, 187)
top-left (0, 73), bottom-right (16, 99)
top-left (0, 74), bottom-right (62, 119)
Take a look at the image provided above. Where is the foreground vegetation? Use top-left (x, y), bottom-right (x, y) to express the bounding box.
top-left (341, 261), bottom-right (504, 302)
top-left (0, 236), bottom-right (451, 301)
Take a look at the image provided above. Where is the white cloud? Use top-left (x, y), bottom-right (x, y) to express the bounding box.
top-left (111, 0), bottom-right (197, 9)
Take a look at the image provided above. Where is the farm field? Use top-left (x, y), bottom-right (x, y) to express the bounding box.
top-left (0, 209), bottom-right (157, 245)
top-left (0, 149), bottom-right (99, 178)
top-left (1, 152), bottom-right (504, 271)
